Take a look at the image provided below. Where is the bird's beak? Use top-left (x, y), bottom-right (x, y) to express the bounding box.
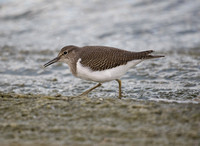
top-left (43, 56), bottom-right (60, 68)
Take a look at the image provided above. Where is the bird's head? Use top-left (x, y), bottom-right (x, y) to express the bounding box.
top-left (43, 45), bottom-right (78, 68)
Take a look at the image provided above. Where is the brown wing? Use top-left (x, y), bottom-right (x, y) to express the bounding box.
top-left (79, 46), bottom-right (164, 71)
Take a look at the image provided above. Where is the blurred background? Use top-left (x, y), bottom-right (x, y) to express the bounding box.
top-left (0, 0), bottom-right (200, 103)
top-left (0, 0), bottom-right (200, 145)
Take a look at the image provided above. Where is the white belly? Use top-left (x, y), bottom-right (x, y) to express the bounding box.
top-left (76, 59), bottom-right (142, 83)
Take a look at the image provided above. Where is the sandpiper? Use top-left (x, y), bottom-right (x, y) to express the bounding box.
top-left (44, 45), bottom-right (164, 98)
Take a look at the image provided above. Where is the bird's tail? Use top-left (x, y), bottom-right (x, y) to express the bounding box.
top-left (133, 50), bottom-right (164, 60)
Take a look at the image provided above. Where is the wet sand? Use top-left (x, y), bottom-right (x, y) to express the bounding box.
top-left (0, 92), bottom-right (199, 146)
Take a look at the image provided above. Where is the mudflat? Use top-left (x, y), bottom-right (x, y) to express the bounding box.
top-left (0, 92), bottom-right (199, 146)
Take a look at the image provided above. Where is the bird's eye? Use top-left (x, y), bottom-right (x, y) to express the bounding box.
top-left (63, 51), bottom-right (68, 55)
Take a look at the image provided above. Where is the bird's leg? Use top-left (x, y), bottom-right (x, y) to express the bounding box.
top-left (116, 79), bottom-right (122, 99)
top-left (79, 83), bottom-right (102, 96)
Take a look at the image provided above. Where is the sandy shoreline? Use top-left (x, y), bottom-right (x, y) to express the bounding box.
top-left (0, 91), bottom-right (199, 145)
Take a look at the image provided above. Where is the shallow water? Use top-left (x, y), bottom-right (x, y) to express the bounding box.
top-left (0, 0), bottom-right (200, 103)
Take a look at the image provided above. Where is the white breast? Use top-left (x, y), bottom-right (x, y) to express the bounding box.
top-left (76, 59), bottom-right (142, 83)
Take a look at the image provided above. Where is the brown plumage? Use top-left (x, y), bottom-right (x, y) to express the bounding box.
top-left (78, 46), bottom-right (164, 71)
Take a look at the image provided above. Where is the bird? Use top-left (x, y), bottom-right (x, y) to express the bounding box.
top-left (44, 45), bottom-right (164, 98)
